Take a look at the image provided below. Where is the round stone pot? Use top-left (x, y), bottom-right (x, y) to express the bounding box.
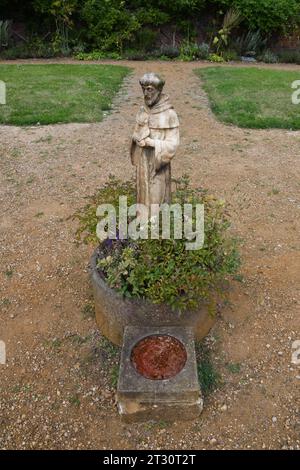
top-left (90, 248), bottom-right (217, 346)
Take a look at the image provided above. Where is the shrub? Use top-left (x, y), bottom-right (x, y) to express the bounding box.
top-left (179, 40), bottom-right (200, 61)
top-left (0, 20), bottom-right (11, 50)
top-left (0, 45), bottom-right (27, 60)
top-left (124, 49), bottom-right (148, 61)
top-left (73, 175), bottom-right (241, 313)
top-left (157, 45), bottom-right (180, 59)
top-left (208, 53), bottom-right (225, 62)
top-left (134, 28), bottom-right (157, 52)
top-left (2, 2), bottom-right (300, 56)
top-left (134, 6), bottom-right (169, 27)
top-left (74, 50), bottom-right (122, 60)
top-left (277, 50), bottom-right (300, 65)
top-left (72, 42), bottom-right (86, 55)
top-left (179, 41), bottom-right (210, 61)
top-left (222, 49), bottom-right (239, 61)
top-left (197, 42), bottom-right (210, 60)
top-left (212, 8), bottom-right (243, 55)
top-left (231, 30), bottom-right (267, 58)
top-left (259, 49), bottom-right (278, 64)
top-left (215, 0), bottom-right (300, 35)
top-left (0, 40), bottom-right (56, 59)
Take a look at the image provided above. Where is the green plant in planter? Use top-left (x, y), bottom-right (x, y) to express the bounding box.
top-left (73, 175), bottom-right (241, 313)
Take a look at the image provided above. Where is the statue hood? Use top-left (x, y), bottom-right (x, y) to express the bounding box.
top-left (135, 94), bottom-right (179, 135)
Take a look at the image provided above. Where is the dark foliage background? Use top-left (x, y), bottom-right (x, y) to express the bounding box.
top-left (0, 1), bottom-right (299, 58)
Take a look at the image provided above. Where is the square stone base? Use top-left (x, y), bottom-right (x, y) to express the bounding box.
top-left (117, 326), bottom-right (203, 423)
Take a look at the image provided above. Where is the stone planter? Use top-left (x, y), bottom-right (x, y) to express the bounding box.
top-left (90, 248), bottom-right (217, 346)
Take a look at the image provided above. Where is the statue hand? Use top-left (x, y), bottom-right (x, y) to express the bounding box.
top-left (144, 138), bottom-right (155, 147)
top-left (136, 139), bottom-right (146, 147)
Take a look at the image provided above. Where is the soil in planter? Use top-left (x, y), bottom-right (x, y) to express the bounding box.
top-left (131, 335), bottom-right (187, 380)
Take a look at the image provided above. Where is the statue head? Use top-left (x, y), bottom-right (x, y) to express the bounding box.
top-left (139, 73), bottom-right (165, 108)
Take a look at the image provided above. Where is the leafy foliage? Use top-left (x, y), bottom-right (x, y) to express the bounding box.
top-left (214, 0), bottom-right (300, 34)
top-left (1, 1), bottom-right (300, 58)
top-left (0, 20), bottom-right (12, 50)
top-left (74, 50), bottom-right (122, 60)
top-left (81, 0), bottom-right (140, 53)
top-left (0, 38), bottom-right (56, 59)
top-left (154, 45), bottom-right (180, 59)
top-left (74, 175), bottom-right (241, 312)
top-left (179, 41), bottom-right (210, 61)
top-left (259, 49), bottom-right (278, 64)
top-left (197, 42), bottom-right (210, 60)
top-left (33, 0), bottom-right (79, 54)
top-left (212, 8), bottom-right (243, 55)
top-left (277, 49), bottom-right (300, 65)
top-left (230, 30), bottom-right (267, 58)
top-left (208, 53), bottom-right (224, 62)
top-left (222, 49), bottom-right (239, 61)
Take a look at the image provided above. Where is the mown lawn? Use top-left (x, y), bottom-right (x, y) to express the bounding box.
top-left (196, 66), bottom-right (300, 130)
top-left (0, 64), bottom-right (130, 125)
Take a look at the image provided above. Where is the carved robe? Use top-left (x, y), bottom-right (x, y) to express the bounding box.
top-left (130, 94), bottom-right (180, 208)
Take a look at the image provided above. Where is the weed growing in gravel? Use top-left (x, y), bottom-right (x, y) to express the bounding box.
top-left (4, 269), bottom-right (13, 278)
top-left (81, 303), bottom-right (95, 319)
top-left (268, 188), bottom-right (280, 196)
top-left (68, 394), bottom-right (81, 407)
top-left (99, 336), bottom-right (120, 360)
top-left (110, 364), bottom-right (120, 388)
top-left (196, 342), bottom-right (221, 396)
top-left (226, 362), bottom-right (241, 374)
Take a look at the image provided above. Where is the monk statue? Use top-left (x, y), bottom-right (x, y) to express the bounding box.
top-left (130, 73), bottom-right (180, 210)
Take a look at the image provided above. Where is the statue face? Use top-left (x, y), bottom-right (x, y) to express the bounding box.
top-left (142, 85), bottom-right (161, 107)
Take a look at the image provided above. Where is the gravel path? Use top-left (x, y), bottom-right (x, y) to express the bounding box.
top-left (0, 60), bottom-right (300, 450)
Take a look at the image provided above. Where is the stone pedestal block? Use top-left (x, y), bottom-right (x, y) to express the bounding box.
top-left (117, 326), bottom-right (203, 423)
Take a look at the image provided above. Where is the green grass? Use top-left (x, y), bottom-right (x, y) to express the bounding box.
top-left (196, 342), bottom-right (220, 396)
top-left (0, 64), bottom-right (130, 125)
top-left (196, 66), bottom-right (300, 130)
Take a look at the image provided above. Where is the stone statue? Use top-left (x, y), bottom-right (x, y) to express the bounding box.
top-left (130, 73), bottom-right (180, 209)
